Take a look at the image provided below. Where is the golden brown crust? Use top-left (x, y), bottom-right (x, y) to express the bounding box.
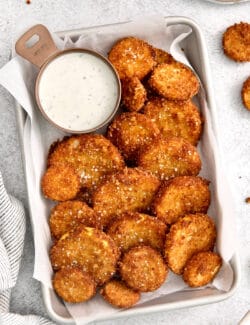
top-left (148, 62), bottom-right (199, 101)
top-left (47, 134), bottom-right (125, 193)
top-left (165, 214), bottom-right (216, 275)
top-left (152, 47), bottom-right (175, 65)
top-left (107, 112), bottom-right (160, 161)
top-left (141, 77), bottom-right (159, 100)
top-left (242, 76), bottom-right (250, 110)
top-left (100, 279), bottom-right (140, 308)
top-left (137, 136), bottom-right (201, 181)
top-left (50, 226), bottom-right (120, 285)
top-left (119, 245), bottom-right (168, 292)
top-left (107, 212), bottom-right (167, 253)
top-left (41, 164), bottom-right (80, 201)
top-left (92, 168), bottom-right (160, 228)
top-left (152, 176), bottom-right (210, 224)
top-left (108, 37), bottom-right (155, 80)
top-left (121, 77), bottom-right (147, 112)
top-left (49, 200), bottom-right (100, 240)
top-left (183, 251), bottom-right (222, 287)
top-left (223, 22), bottom-right (250, 62)
top-left (143, 97), bottom-right (202, 145)
top-left (74, 188), bottom-right (93, 205)
top-left (53, 267), bottom-right (96, 303)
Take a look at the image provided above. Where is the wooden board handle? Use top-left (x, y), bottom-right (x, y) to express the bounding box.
top-left (15, 24), bottom-right (59, 68)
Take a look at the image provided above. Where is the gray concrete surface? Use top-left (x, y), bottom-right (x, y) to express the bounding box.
top-left (0, 0), bottom-right (249, 324)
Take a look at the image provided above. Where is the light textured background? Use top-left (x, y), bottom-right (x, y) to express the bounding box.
top-left (0, 1), bottom-right (249, 324)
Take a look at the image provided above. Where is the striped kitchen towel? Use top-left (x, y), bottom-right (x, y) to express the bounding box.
top-left (0, 172), bottom-right (55, 325)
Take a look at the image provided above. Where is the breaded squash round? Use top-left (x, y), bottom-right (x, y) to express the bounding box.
top-left (108, 37), bottom-right (155, 80)
top-left (242, 76), bottom-right (250, 110)
top-left (41, 164), bottom-right (80, 201)
top-left (100, 279), bottom-right (140, 308)
top-left (143, 97), bottom-right (202, 145)
top-left (223, 22), bottom-right (250, 62)
top-left (50, 226), bottom-right (120, 285)
top-left (148, 62), bottom-right (199, 101)
top-left (92, 168), bottom-right (160, 228)
top-left (107, 112), bottom-right (160, 161)
top-left (107, 212), bottom-right (167, 252)
top-left (47, 134), bottom-right (125, 192)
top-left (165, 214), bottom-right (216, 275)
top-left (183, 251), bottom-right (222, 287)
top-left (141, 48), bottom-right (174, 100)
top-left (53, 267), bottom-right (96, 303)
top-left (137, 136), bottom-right (201, 181)
top-left (152, 176), bottom-right (210, 225)
top-left (119, 246), bottom-right (168, 292)
top-left (121, 77), bottom-right (147, 112)
top-left (49, 200), bottom-right (100, 240)
top-left (153, 47), bottom-right (175, 65)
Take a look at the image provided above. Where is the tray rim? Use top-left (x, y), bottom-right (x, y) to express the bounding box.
top-left (14, 15), bottom-right (241, 325)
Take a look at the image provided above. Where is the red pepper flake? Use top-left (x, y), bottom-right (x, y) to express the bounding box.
top-left (245, 197), bottom-right (250, 203)
top-left (26, 0), bottom-right (31, 4)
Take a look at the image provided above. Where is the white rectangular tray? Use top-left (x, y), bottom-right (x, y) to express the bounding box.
top-left (15, 16), bottom-right (240, 325)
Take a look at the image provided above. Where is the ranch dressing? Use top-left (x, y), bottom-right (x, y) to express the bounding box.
top-left (38, 51), bottom-right (119, 131)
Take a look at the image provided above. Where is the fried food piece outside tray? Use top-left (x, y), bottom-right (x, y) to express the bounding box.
top-left (108, 37), bottom-right (155, 80)
top-left (92, 167), bottom-right (160, 228)
top-left (50, 226), bottom-right (120, 286)
top-left (41, 163), bottom-right (81, 201)
top-left (223, 22), bottom-right (250, 62)
top-left (107, 211), bottom-right (167, 253)
top-left (121, 77), bottom-right (147, 112)
top-left (152, 176), bottom-right (210, 225)
top-left (47, 134), bottom-right (125, 195)
top-left (165, 213), bottom-right (216, 275)
top-left (53, 266), bottom-right (96, 303)
top-left (148, 62), bottom-right (200, 101)
top-left (137, 136), bottom-right (201, 181)
top-left (49, 200), bottom-right (100, 240)
top-left (183, 251), bottom-right (222, 288)
top-left (242, 76), bottom-right (250, 110)
top-left (143, 97), bottom-right (202, 146)
top-left (100, 279), bottom-right (140, 308)
top-left (119, 245), bottom-right (168, 292)
top-left (106, 112), bottom-right (160, 162)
